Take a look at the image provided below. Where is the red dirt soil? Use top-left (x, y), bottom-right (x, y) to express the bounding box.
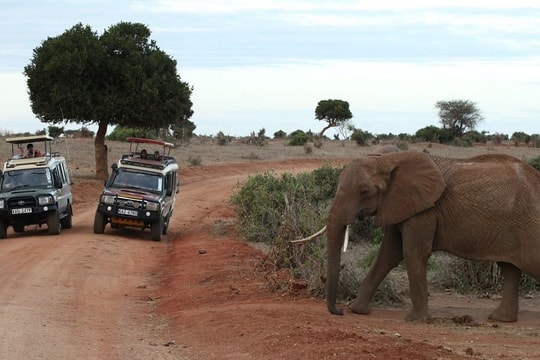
top-left (0, 158), bottom-right (539, 359)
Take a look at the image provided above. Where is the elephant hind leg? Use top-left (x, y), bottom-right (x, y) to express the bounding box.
top-left (488, 262), bottom-right (520, 322)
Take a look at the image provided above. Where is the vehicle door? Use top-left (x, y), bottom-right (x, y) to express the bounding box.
top-left (162, 171), bottom-right (177, 217)
top-left (52, 163), bottom-right (71, 211)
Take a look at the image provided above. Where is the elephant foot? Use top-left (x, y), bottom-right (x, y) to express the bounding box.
top-left (405, 309), bottom-right (431, 322)
top-left (488, 307), bottom-right (518, 322)
top-left (347, 299), bottom-right (371, 315)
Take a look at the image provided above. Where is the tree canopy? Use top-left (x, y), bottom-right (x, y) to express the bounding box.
top-left (315, 99), bottom-right (353, 138)
top-left (435, 100), bottom-right (483, 139)
top-left (24, 22), bottom-right (193, 179)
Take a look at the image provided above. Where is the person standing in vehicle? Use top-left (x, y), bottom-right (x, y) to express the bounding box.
top-left (13, 146), bottom-right (25, 159)
top-left (27, 143), bottom-right (42, 157)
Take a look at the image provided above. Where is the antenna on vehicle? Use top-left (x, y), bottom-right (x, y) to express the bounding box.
top-left (59, 105), bottom-right (70, 159)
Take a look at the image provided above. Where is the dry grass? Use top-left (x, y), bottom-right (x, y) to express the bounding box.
top-left (1, 136), bottom-right (539, 178)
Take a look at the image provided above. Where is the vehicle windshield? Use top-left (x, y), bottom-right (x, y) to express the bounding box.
top-left (110, 169), bottom-right (163, 193)
top-left (1, 168), bottom-right (52, 191)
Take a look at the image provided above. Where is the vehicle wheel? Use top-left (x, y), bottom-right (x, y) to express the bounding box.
top-left (13, 224), bottom-right (25, 233)
top-left (162, 214), bottom-right (170, 235)
top-left (151, 217), bottom-right (163, 241)
top-left (0, 222), bottom-right (7, 239)
top-left (93, 211), bottom-right (106, 234)
top-left (60, 204), bottom-right (73, 229)
top-left (47, 211), bottom-right (61, 235)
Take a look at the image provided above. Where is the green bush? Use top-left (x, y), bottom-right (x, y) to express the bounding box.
top-left (350, 128), bottom-right (370, 146)
top-left (273, 130), bottom-right (287, 139)
top-left (231, 164), bottom-right (343, 294)
top-left (216, 131), bottom-right (230, 146)
top-left (231, 164), bottom-right (342, 244)
top-left (288, 132), bottom-right (309, 146)
top-left (527, 155), bottom-right (540, 171)
top-left (107, 126), bottom-right (157, 141)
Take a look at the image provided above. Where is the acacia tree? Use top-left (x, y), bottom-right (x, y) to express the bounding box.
top-left (24, 22), bottom-right (193, 179)
top-left (435, 100), bottom-right (483, 139)
top-left (315, 99), bottom-right (353, 138)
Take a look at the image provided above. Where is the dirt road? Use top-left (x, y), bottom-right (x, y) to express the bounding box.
top-left (0, 159), bottom-right (539, 359)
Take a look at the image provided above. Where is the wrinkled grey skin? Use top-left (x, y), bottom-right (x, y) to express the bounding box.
top-left (326, 151), bottom-right (540, 322)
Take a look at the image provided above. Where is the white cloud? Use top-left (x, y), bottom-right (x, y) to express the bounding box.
top-left (137, 0), bottom-right (540, 14)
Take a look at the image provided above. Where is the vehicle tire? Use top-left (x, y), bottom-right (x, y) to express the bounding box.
top-left (93, 211), bottom-right (105, 234)
top-left (47, 211), bottom-right (61, 235)
top-left (151, 217), bottom-right (163, 241)
top-left (60, 204), bottom-right (73, 229)
top-left (13, 224), bottom-right (25, 233)
top-left (162, 214), bottom-right (170, 235)
top-left (0, 222), bottom-right (7, 239)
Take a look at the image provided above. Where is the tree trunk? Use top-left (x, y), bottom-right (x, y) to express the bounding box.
top-left (319, 123), bottom-right (334, 138)
top-left (94, 121), bottom-right (109, 180)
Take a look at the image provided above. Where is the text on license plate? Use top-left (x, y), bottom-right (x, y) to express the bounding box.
top-left (118, 208), bottom-right (138, 216)
top-left (12, 208), bottom-right (32, 214)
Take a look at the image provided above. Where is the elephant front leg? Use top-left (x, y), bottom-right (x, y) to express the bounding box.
top-left (348, 226), bottom-right (403, 314)
top-left (488, 262), bottom-right (520, 322)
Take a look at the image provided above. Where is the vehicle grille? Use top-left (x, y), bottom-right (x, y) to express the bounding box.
top-left (7, 196), bottom-right (36, 209)
top-left (116, 197), bottom-right (143, 209)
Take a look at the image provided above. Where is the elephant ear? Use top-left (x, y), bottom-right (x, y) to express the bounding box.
top-left (375, 152), bottom-right (446, 226)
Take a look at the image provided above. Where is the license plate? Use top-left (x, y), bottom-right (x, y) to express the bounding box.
top-left (12, 208), bottom-right (32, 214)
top-left (118, 208), bottom-right (138, 216)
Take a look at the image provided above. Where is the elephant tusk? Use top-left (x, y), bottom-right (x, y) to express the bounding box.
top-left (343, 225), bottom-right (350, 253)
top-left (290, 225), bottom-right (327, 244)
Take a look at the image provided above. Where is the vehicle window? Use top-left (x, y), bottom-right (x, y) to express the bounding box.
top-left (52, 168), bottom-right (63, 188)
top-left (111, 169), bottom-right (162, 192)
top-left (1, 168), bottom-right (52, 191)
top-left (58, 163), bottom-right (68, 185)
top-left (165, 171), bottom-right (176, 194)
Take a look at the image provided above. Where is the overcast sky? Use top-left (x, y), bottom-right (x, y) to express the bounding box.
top-left (1, 0), bottom-right (540, 137)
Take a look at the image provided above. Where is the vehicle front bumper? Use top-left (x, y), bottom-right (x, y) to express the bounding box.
top-left (96, 203), bottom-right (161, 226)
top-left (0, 205), bottom-right (58, 225)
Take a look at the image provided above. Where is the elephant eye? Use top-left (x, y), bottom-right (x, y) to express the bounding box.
top-left (358, 186), bottom-right (370, 196)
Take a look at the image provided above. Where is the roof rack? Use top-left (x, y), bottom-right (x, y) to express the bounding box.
top-left (5, 135), bottom-right (56, 159)
top-left (126, 137), bottom-right (174, 157)
top-left (4, 154), bottom-right (61, 168)
top-left (118, 137), bottom-right (177, 170)
top-left (119, 155), bottom-right (177, 170)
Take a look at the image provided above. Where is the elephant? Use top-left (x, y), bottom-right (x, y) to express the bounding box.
top-left (315, 151), bottom-right (540, 322)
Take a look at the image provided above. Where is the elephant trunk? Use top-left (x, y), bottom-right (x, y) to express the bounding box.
top-left (326, 217), bottom-right (346, 315)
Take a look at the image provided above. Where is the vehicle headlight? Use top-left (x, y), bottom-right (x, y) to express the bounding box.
top-left (0, 199), bottom-right (4, 209)
top-left (146, 202), bottom-right (160, 211)
top-left (38, 196), bottom-right (54, 206)
top-left (101, 195), bottom-right (115, 205)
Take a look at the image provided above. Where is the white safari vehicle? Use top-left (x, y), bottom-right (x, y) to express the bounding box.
top-left (93, 137), bottom-right (179, 241)
top-left (0, 135), bottom-right (73, 238)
